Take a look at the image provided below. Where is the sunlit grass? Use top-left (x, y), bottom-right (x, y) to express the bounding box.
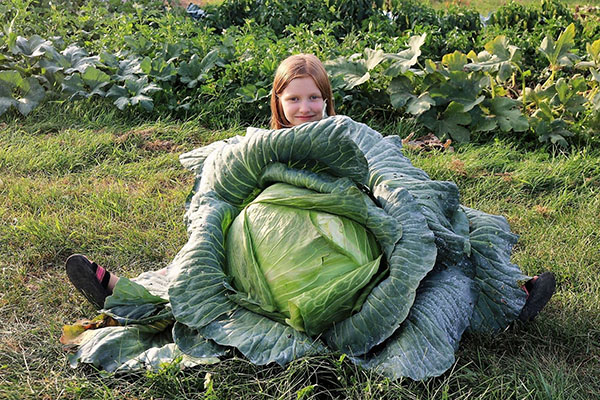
top-left (1, 102), bottom-right (599, 398)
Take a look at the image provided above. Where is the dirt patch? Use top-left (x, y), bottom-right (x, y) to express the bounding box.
top-left (402, 132), bottom-right (454, 152)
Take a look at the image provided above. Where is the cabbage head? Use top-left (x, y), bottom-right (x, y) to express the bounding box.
top-left (63, 116), bottom-right (528, 380)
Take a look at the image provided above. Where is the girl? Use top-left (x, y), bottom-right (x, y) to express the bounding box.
top-left (270, 53), bottom-right (335, 129)
top-left (66, 53), bottom-right (554, 322)
top-left (66, 53), bottom-right (338, 309)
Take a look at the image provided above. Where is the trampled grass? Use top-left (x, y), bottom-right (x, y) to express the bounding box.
top-left (1, 104), bottom-right (599, 399)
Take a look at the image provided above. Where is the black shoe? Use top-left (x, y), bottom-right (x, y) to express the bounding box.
top-left (519, 272), bottom-right (556, 322)
top-left (65, 254), bottom-right (112, 309)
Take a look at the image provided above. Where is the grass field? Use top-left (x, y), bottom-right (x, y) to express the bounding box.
top-left (2, 0), bottom-right (600, 397)
top-left (1, 98), bottom-right (599, 398)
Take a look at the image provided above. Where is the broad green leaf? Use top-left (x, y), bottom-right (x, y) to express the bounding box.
top-left (540, 23), bottom-right (579, 67)
top-left (428, 73), bottom-right (484, 110)
top-left (388, 76), bottom-right (414, 108)
top-left (484, 35), bottom-right (512, 60)
top-left (406, 93), bottom-right (435, 115)
top-left (421, 102), bottom-right (472, 143)
top-left (587, 39), bottom-right (600, 63)
top-left (68, 324), bottom-right (173, 372)
top-left (498, 62), bottom-right (513, 82)
top-left (106, 84), bottom-right (128, 99)
top-left (103, 277), bottom-right (171, 325)
top-left (0, 86), bottom-right (17, 115)
top-left (488, 97), bottom-right (529, 132)
top-left (0, 73), bottom-right (45, 116)
top-left (141, 56), bottom-right (176, 81)
top-left (470, 109), bottom-right (497, 132)
top-left (325, 56), bottom-right (370, 89)
top-left (0, 70), bottom-right (24, 87)
top-left (115, 58), bottom-right (143, 81)
top-left (131, 94), bottom-right (154, 111)
top-left (105, 277), bottom-right (167, 308)
top-left (384, 34), bottom-right (426, 76)
top-left (364, 48), bottom-right (385, 71)
top-left (172, 322), bottom-right (227, 358)
top-left (81, 66), bottom-right (111, 96)
top-left (39, 46), bottom-right (70, 73)
top-left (463, 207), bottom-right (528, 333)
top-left (353, 125), bottom-right (470, 265)
top-left (62, 45), bottom-right (100, 74)
top-left (116, 343), bottom-right (220, 372)
top-left (61, 73), bottom-right (88, 99)
top-left (442, 51), bottom-right (468, 71)
top-left (237, 84), bottom-right (269, 103)
top-left (114, 96), bottom-right (130, 110)
top-left (169, 195), bottom-right (240, 329)
top-left (11, 35), bottom-right (51, 57)
top-left (200, 117), bottom-right (369, 206)
top-left (178, 49), bottom-right (219, 88)
top-left (555, 78), bottom-right (569, 103)
top-left (200, 308), bottom-right (326, 365)
top-left (530, 115), bottom-right (573, 147)
top-left (353, 267), bottom-right (478, 381)
top-left (323, 183), bottom-right (437, 355)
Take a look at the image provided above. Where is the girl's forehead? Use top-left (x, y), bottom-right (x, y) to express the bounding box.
top-left (283, 77), bottom-right (320, 93)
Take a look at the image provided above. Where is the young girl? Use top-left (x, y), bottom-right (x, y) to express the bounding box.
top-left (270, 53), bottom-right (335, 129)
top-left (66, 53), bottom-right (554, 322)
top-left (66, 53), bottom-right (338, 309)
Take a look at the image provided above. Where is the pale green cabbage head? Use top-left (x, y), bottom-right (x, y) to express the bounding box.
top-left (225, 183), bottom-right (383, 336)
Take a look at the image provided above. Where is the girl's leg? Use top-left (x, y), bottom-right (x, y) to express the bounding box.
top-left (66, 254), bottom-right (168, 309)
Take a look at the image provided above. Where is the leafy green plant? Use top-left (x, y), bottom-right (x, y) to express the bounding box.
top-left (106, 76), bottom-right (161, 111)
top-left (64, 116), bottom-right (528, 381)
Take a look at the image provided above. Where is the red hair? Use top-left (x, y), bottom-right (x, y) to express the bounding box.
top-left (270, 54), bottom-right (335, 129)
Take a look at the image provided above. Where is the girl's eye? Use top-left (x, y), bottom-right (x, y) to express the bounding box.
top-left (310, 95), bottom-right (321, 100)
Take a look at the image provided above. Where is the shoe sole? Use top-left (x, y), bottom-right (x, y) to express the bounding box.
top-left (65, 254), bottom-right (110, 309)
top-left (519, 272), bottom-right (556, 322)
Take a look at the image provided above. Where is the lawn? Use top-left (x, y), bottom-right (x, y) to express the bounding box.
top-left (1, 0), bottom-right (600, 398)
top-left (1, 100), bottom-right (598, 398)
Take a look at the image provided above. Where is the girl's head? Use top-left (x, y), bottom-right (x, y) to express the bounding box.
top-left (270, 54), bottom-right (335, 129)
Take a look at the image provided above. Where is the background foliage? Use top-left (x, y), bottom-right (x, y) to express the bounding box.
top-left (1, 0), bottom-right (599, 147)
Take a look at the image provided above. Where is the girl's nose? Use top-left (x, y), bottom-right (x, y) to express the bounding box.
top-left (299, 100), bottom-right (310, 113)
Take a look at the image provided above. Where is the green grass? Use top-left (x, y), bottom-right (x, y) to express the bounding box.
top-left (1, 103), bottom-right (599, 399)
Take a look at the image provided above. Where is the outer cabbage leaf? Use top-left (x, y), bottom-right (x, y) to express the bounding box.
top-left (200, 308), bottom-right (327, 366)
top-left (353, 267), bottom-right (478, 381)
top-left (324, 183), bottom-right (437, 355)
top-left (168, 195), bottom-right (239, 329)
top-left (172, 322), bottom-right (228, 358)
top-left (363, 135), bottom-right (471, 264)
top-left (68, 322), bottom-right (172, 372)
top-left (103, 277), bottom-right (171, 325)
top-left (464, 207), bottom-right (528, 332)
top-left (116, 343), bottom-right (220, 372)
top-left (199, 118), bottom-right (369, 206)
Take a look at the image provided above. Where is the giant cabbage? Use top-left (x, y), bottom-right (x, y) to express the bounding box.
top-left (63, 116), bottom-right (528, 380)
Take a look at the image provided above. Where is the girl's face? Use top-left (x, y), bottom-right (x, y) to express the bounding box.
top-left (279, 77), bottom-right (324, 127)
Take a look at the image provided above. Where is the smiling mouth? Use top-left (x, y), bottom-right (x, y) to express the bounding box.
top-left (296, 115), bottom-right (316, 119)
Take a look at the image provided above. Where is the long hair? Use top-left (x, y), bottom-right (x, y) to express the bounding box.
top-left (270, 54), bottom-right (335, 129)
